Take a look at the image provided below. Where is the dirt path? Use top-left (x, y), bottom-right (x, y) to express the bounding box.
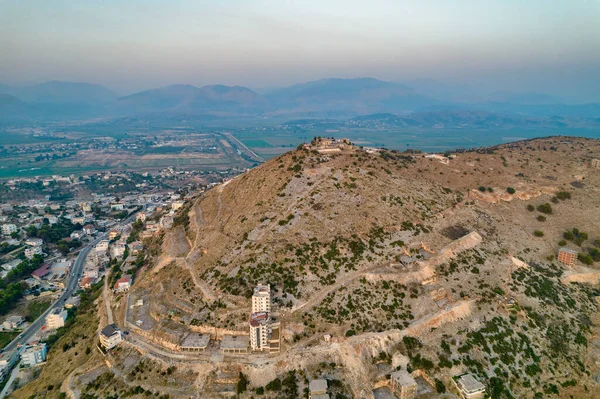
top-left (103, 277), bottom-right (114, 325)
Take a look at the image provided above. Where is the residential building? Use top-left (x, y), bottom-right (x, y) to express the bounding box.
top-left (0, 350), bottom-right (19, 380)
top-left (252, 284), bottom-right (271, 314)
top-left (25, 238), bottom-right (43, 247)
top-left (1, 224), bottom-right (17, 235)
top-left (390, 370), bottom-right (417, 399)
top-left (129, 241), bottom-right (144, 255)
top-left (65, 296), bottom-right (81, 309)
top-left (80, 276), bottom-right (95, 289)
top-left (114, 274), bottom-right (132, 293)
top-left (591, 158), bottom-right (600, 168)
top-left (83, 224), bottom-right (96, 235)
top-left (108, 230), bottom-right (120, 240)
top-left (2, 315), bottom-right (25, 330)
top-left (249, 312), bottom-right (271, 351)
top-left (159, 214), bottom-right (174, 229)
top-left (455, 373), bottom-right (486, 399)
top-left (1, 259), bottom-right (21, 271)
top-left (72, 216), bottom-right (86, 225)
top-left (25, 246), bottom-right (43, 259)
top-left (172, 200), bottom-right (185, 210)
top-left (94, 240), bottom-right (109, 253)
top-left (136, 212), bottom-right (147, 222)
top-left (557, 247), bottom-right (577, 266)
top-left (21, 343), bottom-right (47, 367)
top-left (309, 379), bottom-right (329, 399)
top-left (46, 308), bottom-right (68, 330)
top-left (111, 203), bottom-right (124, 211)
top-left (110, 244), bottom-right (126, 259)
top-left (70, 230), bottom-right (84, 240)
top-left (99, 324), bottom-right (122, 350)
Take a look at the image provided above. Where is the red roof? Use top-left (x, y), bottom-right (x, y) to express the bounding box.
top-left (114, 274), bottom-right (132, 289)
top-left (32, 264), bottom-right (51, 278)
top-left (80, 277), bottom-right (94, 287)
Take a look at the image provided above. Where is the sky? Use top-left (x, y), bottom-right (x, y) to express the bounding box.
top-left (0, 0), bottom-right (599, 102)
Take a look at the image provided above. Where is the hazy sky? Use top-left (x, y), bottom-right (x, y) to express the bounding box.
top-left (1, 0), bottom-right (599, 101)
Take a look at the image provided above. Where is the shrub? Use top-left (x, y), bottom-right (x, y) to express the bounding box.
top-left (558, 240), bottom-right (567, 246)
top-left (556, 191), bottom-right (571, 200)
top-left (536, 203), bottom-right (553, 214)
top-left (536, 215), bottom-right (546, 222)
top-left (578, 253), bottom-right (593, 265)
top-left (533, 230), bottom-right (544, 237)
top-left (487, 187), bottom-right (493, 192)
top-left (478, 186), bottom-right (486, 192)
top-left (435, 379), bottom-right (446, 393)
top-left (507, 187), bottom-right (516, 194)
top-left (526, 205), bottom-right (535, 212)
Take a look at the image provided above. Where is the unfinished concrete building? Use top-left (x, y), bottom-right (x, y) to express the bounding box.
top-left (390, 370), bottom-right (417, 399)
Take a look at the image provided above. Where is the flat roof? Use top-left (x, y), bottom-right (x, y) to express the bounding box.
top-left (309, 379), bottom-right (328, 393)
top-left (559, 247), bottom-right (578, 255)
top-left (220, 335), bottom-right (249, 349)
top-left (458, 373), bottom-right (486, 393)
top-left (180, 333), bottom-right (210, 348)
top-left (391, 370), bottom-right (417, 387)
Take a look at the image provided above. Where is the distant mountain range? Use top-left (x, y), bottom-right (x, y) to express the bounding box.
top-left (1, 78), bottom-right (599, 126)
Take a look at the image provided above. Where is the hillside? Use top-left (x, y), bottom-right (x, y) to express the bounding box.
top-left (13, 136), bottom-right (600, 399)
top-left (128, 137), bottom-right (600, 398)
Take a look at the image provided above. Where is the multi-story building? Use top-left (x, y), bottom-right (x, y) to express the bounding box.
top-left (455, 373), bottom-right (486, 399)
top-left (390, 370), bottom-right (417, 399)
top-left (94, 240), bottom-right (110, 253)
top-left (0, 350), bottom-right (19, 380)
top-left (557, 247), bottom-right (578, 266)
top-left (46, 308), bottom-right (68, 330)
top-left (252, 284), bottom-right (271, 314)
top-left (1, 224), bottom-right (18, 236)
top-left (99, 324), bottom-right (122, 350)
top-left (249, 312), bottom-right (271, 351)
top-left (21, 343), bottom-right (47, 367)
top-left (591, 158), bottom-right (600, 168)
top-left (25, 246), bottom-right (43, 259)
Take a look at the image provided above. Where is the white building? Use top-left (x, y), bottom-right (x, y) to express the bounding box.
top-left (2, 224), bottom-right (18, 235)
top-left (94, 240), bottom-right (110, 253)
top-left (114, 275), bottom-right (132, 293)
top-left (21, 343), bottom-right (47, 367)
top-left (99, 324), bottom-right (122, 350)
top-left (455, 373), bottom-right (486, 399)
top-left (252, 284), bottom-right (271, 314)
top-left (25, 238), bottom-right (43, 247)
top-left (25, 246), bottom-right (43, 259)
top-left (249, 312), bottom-right (271, 351)
top-left (45, 308), bottom-right (68, 330)
top-left (0, 350), bottom-right (19, 380)
top-left (2, 315), bottom-right (25, 330)
top-left (110, 244), bottom-right (126, 259)
top-left (172, 200), bottom-right (185, 210)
